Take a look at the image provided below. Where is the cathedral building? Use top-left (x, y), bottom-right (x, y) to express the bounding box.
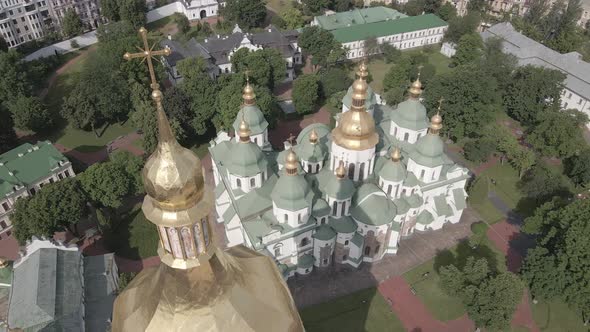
top-left (209, 64), bottom-right (469, 279)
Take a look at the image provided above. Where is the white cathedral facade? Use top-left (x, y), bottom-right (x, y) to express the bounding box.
top-left (209, 64), bottom-right (469, 279)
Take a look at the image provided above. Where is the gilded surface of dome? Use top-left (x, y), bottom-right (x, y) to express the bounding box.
top-left (332, 109), bottom-right (379, 150)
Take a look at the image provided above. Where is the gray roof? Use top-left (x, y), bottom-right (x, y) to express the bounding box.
top-left (83, 254), bottom-right (118, 332)
top-left (8, 249), bottom-right (84, 331)
top-left (481, 22), bottom-right (590, 99)
top-left (163, 25), bottom-right (299, 66)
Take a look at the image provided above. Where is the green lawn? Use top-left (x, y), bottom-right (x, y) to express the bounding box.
top-left (104, 205), bottom-right (159, 260)
top-left (299, 288), bottom-right (405, 332)
top-left (531, 298), bottom-right (588, 332)
top-left (468, 175), bottom-right (505, 224)
top-left (146, 15), bottom-right (176, 33)
top-left (266, 0), bottom-right (292, 13)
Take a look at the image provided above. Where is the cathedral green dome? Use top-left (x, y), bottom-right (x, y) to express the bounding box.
top-left (351, 183), bottom-right (397, 226)
top-left (297, 140), bottom-right (328, 163)
top-left (226, 142), bottom-right (268, 177)
top-left (312, 198), bottom-right (330, 217)
top-left (379, 158), bottom-right (406, 182)
top-left (390, 99), bottom-right (429, 131)
top-left (233, 105), bottom-right (268, 135)
top-left (417, 210), bottom-right (434, 225)
top-left (271, 170), bottom-right (311, 211)
top-left (324, 173), bottom-right (356, 200)
top-left (410, 134), bottom-right (445, 167)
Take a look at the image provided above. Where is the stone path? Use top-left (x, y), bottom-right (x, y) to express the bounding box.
top-left (379, 276), bottom-right (474, 332)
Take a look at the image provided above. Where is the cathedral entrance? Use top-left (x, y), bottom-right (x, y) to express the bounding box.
top-left (200, 10), bottom-right (207, 19)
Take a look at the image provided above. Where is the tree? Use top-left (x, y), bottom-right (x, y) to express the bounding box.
top-left (11, 178), bottom-right (88, 244)
top-left (213, 75), bottom-right (277, 131)
top-left (0, 37), bottom-right (8, 52)
top-left (299, 26), bottom-right (345, 70)
top-left (293, 74), bottom-right (320, 115)
top-left (302, 0), bottom-right (330, 14)
top-left (280, 8), bottom-right (305, 29)
top-left (521, 199), bottom-right (590, 325)
top-left (518, 163), bottom-right (570, 202)
top-left (381, 43), bottom-right (402, 64)
top-left (61, 9), bottom-right (84, 38)
top-left (510, 147), bottom-right (536, 178)
top-left (404, 0), bottom-right (426, 16)
top-left (445, 12), bottom-right (481, 43)
top-left (110, 151), bottom-right (144, 194)
top-left (333, 0), bottom-right (352, 11)
top-left (423, 65), bottom-right (499, 140)
top-left (175, 13), bottom-right (190, 34)
top-left (9, 95), bottom-right (53, 132)
top-left (231, 48), bottom-right (287, 89)
top-left (363, 36), bottom-right (380, 57)
top-left (463, 138), bottom-right (496, 162)
top-left (0, 107), bottom-right (17, 154)
top-left (221, 0), bottom-right (266, 29)
top-left (119, 0), bottom-right (147, 28)
top-left (318, 67), bottom-right (353, 98)
top-left (564, 149), bottom-right (590, 187)
top-left (503, 65), bottom-right (566, 125)
top-left (528, 110), bottom-right (585, 158)
top-left (440, 257), bottom-right (524, 330)
top-left (131, 100), bottom-right (186, 154)
top-left (424, 0), bottom-right (442, 13)
top-left (0, 50), bottom-right (30, 104)
top-left (478, 37), bottom-right (517, 95)
top-left (80, 160), bottom-right (134, 209)
top-left (452, 33), bottom-right (483, 66)
top-left (100, 0), bottom-right (120, 21)
top-left (436, 2), bottom-right (457, 21)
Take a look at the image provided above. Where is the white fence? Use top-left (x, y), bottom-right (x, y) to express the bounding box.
top-left (24, 31), bottom-right (98, 61)
top-left (146, 2), bottom-right (184, 23)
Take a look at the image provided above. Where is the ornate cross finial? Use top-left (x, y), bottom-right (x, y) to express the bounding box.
top-left (123, 27), bottom-right (171, 98)
top-left (417, 64), bottom-right (423, 79)
top-left (287, 133), bottom-right (296, 145)
top-left (244, 69), bottom-right (251, 83)
top-left (437, 97), bottom-right (444, 112)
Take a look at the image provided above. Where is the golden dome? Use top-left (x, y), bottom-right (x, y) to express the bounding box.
top-left (238, 118), bottom-right (251, 142)
top-left (332, 107), bottom-right (379, 151)
top-left (351, 78), bottom-right (369, 102)
top-left (356, 62), bottom-right (369, 80)
top-left (391, 147), bottom-right (402, 162)
top-left (242, 81), bottom-right (256, 105)
top-left (408, 72), bottom-right (422, 98)
top-left (285, 148), bottom-right (299, 175)
top-left (430, 111), bottom-right (443, 134)
top-left (309, 128), bottom-right (318, 144)
top-left (335, 160), bottom-right (346, 179)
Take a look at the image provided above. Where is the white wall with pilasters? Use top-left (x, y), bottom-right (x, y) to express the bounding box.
top-left (379, 177), bottom-right (404, 199)
top-left (407, 159), bottom-right (443, 183)
top-left (389, 122), bottom-right (428, 144)
top-left (313, 236), bottom-right (336, 267)
top-left (330, 143), bottom-right (376, 182)
top-left (326, 196), bottom-right (352, 218)
top-left (301, 159), bottom-right (323, 174)
top-left (272, 203), bottom-right (310, 228)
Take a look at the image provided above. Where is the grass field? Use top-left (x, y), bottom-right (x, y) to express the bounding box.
top-left (531, 298), bottom-right (587, 331)
top-left (104, 205), bottom-right (159, 260)
top-left (299, 288), bottom-right (405, 332)
top-left (266, 0), bottom-right (293, 13)
top-left (468, 175), bottom-right (506, 224)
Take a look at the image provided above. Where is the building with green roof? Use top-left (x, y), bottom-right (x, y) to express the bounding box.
top-left (313, 8), bottom-right (447, 60)
top-left (0, 141), bottom-right (74, 240)
top-left (210, 68), bottom-right (469, 279)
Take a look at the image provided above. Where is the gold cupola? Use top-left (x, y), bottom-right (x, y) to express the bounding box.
top-left (285, 148), bottom-right (299, 175)
top-left (335, 160), bottom-right (347, 179)
top-left (238, 117), bottom-right (251, 142)
top-left (408, 73), bottom-right (422, 99)
top-left (309, 128), bottom-right (318, 144)
top-left (391, 147), bottom-right (402, 162)
top-left (113, 28), bottom-right (304, 332)
top-left (242, 78), bottom-right (256, 106)
top-left (331, 64), bottom-right (379, 151)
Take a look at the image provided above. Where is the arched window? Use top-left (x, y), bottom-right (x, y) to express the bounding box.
top-left (332, 201), bottom-right (337, 215)
top-left (375, 244), bottom-right (380, 254)
top-left (359, 163), bottom-right (365, 181)
top-left (364, 246), bottom-right (371, 256)
top-left (274, 245), bottom-right (281, 257)
top-left (344, 240), bottom-right (349, 245)
top-left (284, 214), bottom-right (288, 222)
top-left (307, 164), bottom-right (312, 173)
top-left (387, 184), bottom-right (392, 196)
top-left (250, 178), bottom-right (255, 187)
top-left (393, 126), bottom-right (398, 137)
top-left (340, 201), bottom-right (346, 216)
top-left (253, 137), bottom-right (258, 145)
top-left (300, 237), bottom-right (309, 247)
top-left (404, 133), bottom-right (409, 141)
top-left (348, 163), bottom-right (355, 179)
top-left (298, 213), bottom-right (302, 223)
top-left (420, 169), bottom-right (425, 180)
top-left (236, 178), bottom-right (241, 188)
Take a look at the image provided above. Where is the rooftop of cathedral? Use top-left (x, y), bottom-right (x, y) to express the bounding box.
top-left (0, 141), bottom-right (69, 197)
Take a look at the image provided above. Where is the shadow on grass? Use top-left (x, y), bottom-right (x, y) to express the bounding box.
top-left (103, 207), bottom-right (158, 260)
top-left (433, 239), bottom-right (500, 274)
top-left (74, 145), bottom-right (104, 153)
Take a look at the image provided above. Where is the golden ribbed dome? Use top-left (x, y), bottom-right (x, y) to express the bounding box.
top-left (430, 111), bottom-right (443, 134)
top-left (351, 78), bottom-right (369, 101)
top-left (391, 147), bottom-right (402, 162)
top-left (356, 62), bottom-right (369, 80)
top-left (335, 160), bottom-right (346, 179)
top-left (285, 148), bottom-right (299, 175)
top-left (408, 72), bottom-right (422, 98)
top-left (242, 81), bottom-right (256, 105)
top-left (309, 128), bottom-right (318, 144)
top-left (238, 118), bottom-right (251, 142)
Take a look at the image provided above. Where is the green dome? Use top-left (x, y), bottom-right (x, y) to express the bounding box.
top-left (379, 159), bottom-right (407, 182)
top-left (296, 124), bottom-right (330, 144)
top-left (325, 173), bottom-right (356, 200)
top-left (233, 105), bottom-right (268, 135)
top-left (390, 99), bottom-right (429, 131)
top-left (226, 141), bottom-right (268, 177)
top-left (393, 197), bottom-right (410, 214)
top-left (312, 198), bottom-right (331, 217)
top-left (297, 140), bottom-right (328, 163)
top-left (417, 210), bottom-right (434, 225)
top-left (312, 224), bottom-right (337, 241)
top-left (351, 183), bottom-right (397, 226)
top-left (328, 216), bottom-right (357, 234)
top-left (342, 85), bottom-right (377, 110)
top-left (410, 134), bottom-right (445, 167)
top-left (271, 171), bottom-right (311, 211)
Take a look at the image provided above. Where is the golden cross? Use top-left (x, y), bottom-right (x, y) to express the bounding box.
top-left (417, 64), bottom-right (423, 79)
top-left (244, 69), bottom-right (251, 83)
top-left (437, 97), bottom-right (444, 111)
top-left (123, 27), bottom-right (171, 93)
top-left (287, 133), bottom-right (296, 145)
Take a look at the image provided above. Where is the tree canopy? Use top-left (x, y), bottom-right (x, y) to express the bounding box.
top-left (0, 107), bottom-right (17, 154)
top-left (230, 48), bottom-right (287, 90)
top-left (318, 67), bottom-right (353, 98)
top-left (119, 0), bottom-right (147, 28)
top-left (9, 95), bottom-right (53, 133)
top-left (445, 12), bottom-right (481, 44)
top-left (528, 109), bottom-right (585, 158)
top-left (564, 148), bottom-right (590, 187)
top-left (61, 9), bottom-right (84, 38)
top-left (280, 8), bottom-right (305, 29)
top-left (452, 33), bottom-right (483, 66)
top-left (299, 26), bottom-right (346, 70)
top-left (11, 179), bottom-right (88, 244)
top-left (293, 74), bottom-right (320, 115)
top-left (221, 0), bottom-right (266, 29)
top-left (518, 163), bottom-right (571, 202)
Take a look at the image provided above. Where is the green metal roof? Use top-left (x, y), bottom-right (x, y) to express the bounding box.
top-left (350, 232), bottom-right (364, 248)
top-left (297, 140), bottom-right (328, 163)
top-left (404, 172), bottom-right (419, 187)
top-left (379, 158), bottom-right (407, 182)
top-left (271, 170), bottom-right (312, 211)
top-left (330, 14), bottom-right (448, 44)
top-left (329, 216), bottom-right (358, 234)
top-left (313, 225), bottom-right (337, 241)
top-left (298, 254), bottom-right (315, 269)
top-left (434, 195), bottom-right (453, 217)
top-left (393, 197), bottom-right (410, 214)
top-left (312, 198), bottom-right (331, 217)
top-left (352, 184), bottom-right (397, 225)
top-left (233, 105), bottom-right (268, 135)
top-left (390, 99), bottom-right (430, 131)
top-left (406, 193), bottom-right (423, 208)
top-left (410, 134), bottom-right (446, 167)
top-left (315, 7), bottom-right (407, 31)
top-left (296, 123), bottom-right (331, 145)
top-left (453, 188), bottom-right (467, 210)
top-left (417, 210), bottom-right (434, 225)
top-left (226, 141), bottom-right (268, 177)
top-left (0, 142), bottom-right (69, 197)
top-left (324, 173), bottom-right (356, 200)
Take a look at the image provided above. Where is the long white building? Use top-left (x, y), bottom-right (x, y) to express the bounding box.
top-left (209, 64), bottom-right (469, 278)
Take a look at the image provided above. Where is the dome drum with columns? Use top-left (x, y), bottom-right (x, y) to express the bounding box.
top-left (210, 63), bottom-right (469, 279)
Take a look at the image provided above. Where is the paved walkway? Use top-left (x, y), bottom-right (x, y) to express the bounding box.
top-left (24, 30), bottom-right (98, 61)
top-left (379, 276), bottom-right (474, 332)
